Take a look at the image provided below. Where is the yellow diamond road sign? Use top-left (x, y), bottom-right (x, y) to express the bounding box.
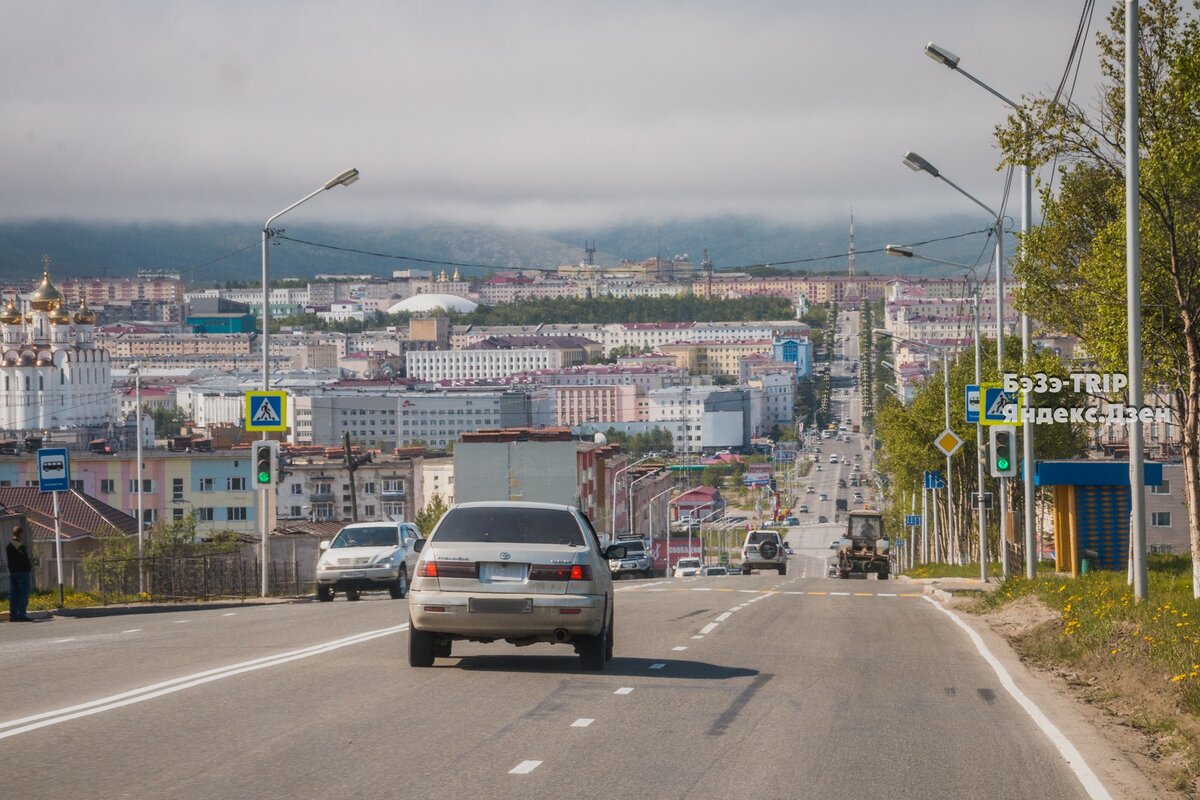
top-left (934, 429), bottom-right (964, 457)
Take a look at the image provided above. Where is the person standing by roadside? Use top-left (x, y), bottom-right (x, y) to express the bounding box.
top-left (6, 526), bottom-right (32, 621)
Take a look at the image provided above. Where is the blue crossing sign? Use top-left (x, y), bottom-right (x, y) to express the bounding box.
top-left (981, 383), bottom-right (1023, 427)
top-left (905, 514), bottom-right (922, 526)
top-left (38, 447), bottom-right (71, 493)
top-left (245, 391), bottom-right (288, 432)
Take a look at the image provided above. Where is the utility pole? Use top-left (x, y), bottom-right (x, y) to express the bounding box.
top-left (343, 432), bottom-right (360, 523)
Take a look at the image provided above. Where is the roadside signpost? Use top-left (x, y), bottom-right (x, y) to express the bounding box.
top-left (245, 390), bottom-right (288, 432)
top-left (37, 447), bottom-right (70, 605)
top-left (965, 384), bottom-right (981, 424)
top-left (980, 383), bottom-right (1023, 427)
top-left (933, 429), bottom-right (964, 457)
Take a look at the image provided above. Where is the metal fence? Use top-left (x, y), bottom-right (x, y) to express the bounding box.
top-left (96, 554), bottom-right (313, 604)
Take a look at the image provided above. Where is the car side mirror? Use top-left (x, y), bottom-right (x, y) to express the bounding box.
top-left (412, 539), bottom-right (426, 553)
top-left (403, 537), bottom-right (416, 549)
top-left (319, 540), bottom-right (331, 552)
top-left (604, 545), bottom-right (627, 560)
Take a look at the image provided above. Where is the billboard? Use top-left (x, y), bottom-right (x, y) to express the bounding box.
top-left (649, 537), bottom-right (702, 571)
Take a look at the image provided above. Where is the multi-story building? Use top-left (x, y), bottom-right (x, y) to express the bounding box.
top-left (406, 337), bottom-right (597, 383)
top-left (276, 451), bottom-right (423, 523)
top-left (291, 392), bottom-right (400, 450)
top-left (398, 390), bottom-right (532, 449)
top-left (98, 332), bottom-right (256, 359)
top-left (534, 384), bottom-right (641, 427)
top-left (658, 340), bottom-right (775, 378)
top-left (771, 337), bottom-right (813, 378)
top-left (420, 457), bottom-right (455, 510)
top-left (59, 274), bottom-right (186, 306)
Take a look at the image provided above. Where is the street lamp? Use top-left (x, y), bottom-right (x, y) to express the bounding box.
top-left (628, 468), bottom-right (664, 541)
top-left (610, 454), bottom-right (654, 543)
top-left (647, 485), bottom-right (678, 576)
top-left (901, 151), bottom-right (1014, 576)
top-left (259, 169), bottom-right (359, 598)
top-left (923, 40), bottom-right (1039, 582)
top-left (887, 246), bottom-right (988, 579)
top-left (130, 362), bottom-right (145, 593)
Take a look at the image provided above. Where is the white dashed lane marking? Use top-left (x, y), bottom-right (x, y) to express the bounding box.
top-left (672, 646), bottom-right (687, 651)
top-left (509, 761), bottom-right (542, 775)
top-left (715, 612), bottom-right (732, 622)
top-left (222, 612), bottom-right (237, 617)
top-left (54, 639), bottom-right (75, 644)
top-left (571, 718), bottom-right (594, 728)
top-left (122, 629), bottom-right (141, 634)
top-left (614, 687), bottom-right (634, 695)
top-left (173, 620), bottom-right (191, 624)
top-left (699, 623), bottom-right (718, 635)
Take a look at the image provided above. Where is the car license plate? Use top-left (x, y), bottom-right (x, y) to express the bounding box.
top-left (481, 562), bottom-right (526, 582)
top-left (469, 597), bottom-right (532, 614)
top-left (342, 570), bottom-right (365, 578)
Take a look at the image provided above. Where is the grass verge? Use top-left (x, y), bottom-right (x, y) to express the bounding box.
top-left (975, 554), bottom-right (1200, 794)
top-left (2, 588), bottom-right (104, 613)
top-left (904, 560), bottom-right (1057, 580)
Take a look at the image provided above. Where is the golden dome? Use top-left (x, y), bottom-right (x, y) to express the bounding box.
top-left (29, 271), bottom-right (65, 311)
top-left (0, 299), bottom-right (21, 325)
top-left (73, 302), bottom-right (96, 325)
top-left (49, 303), bottom-right (72, 325)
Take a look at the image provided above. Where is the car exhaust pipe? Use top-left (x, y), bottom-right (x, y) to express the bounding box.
top-left (554, 628), bottom-right (569, 642)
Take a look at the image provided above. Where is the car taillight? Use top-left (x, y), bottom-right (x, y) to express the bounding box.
top-left (529, 564), bottom-right (591, 581)
top-left (420, 560), bottom-right (478, 578)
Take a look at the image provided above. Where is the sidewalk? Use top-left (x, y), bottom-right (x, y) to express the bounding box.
top-left (4, 596), bottom-right (310, 622)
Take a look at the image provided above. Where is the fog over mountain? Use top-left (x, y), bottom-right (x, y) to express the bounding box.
top-left (0, 213), bottom-right (1010, 288)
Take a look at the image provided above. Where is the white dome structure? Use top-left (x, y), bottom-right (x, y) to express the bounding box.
top-left (387, 293), bottom-right (478, 315)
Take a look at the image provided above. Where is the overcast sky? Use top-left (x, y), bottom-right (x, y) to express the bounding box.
top-left (2, 1), bottom-right (1106, 231)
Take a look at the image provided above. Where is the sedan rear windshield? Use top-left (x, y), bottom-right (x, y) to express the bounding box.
top-left (433, 507), bottom-right (584, 546)
top-left (331, 526), bottom-right (398, 548)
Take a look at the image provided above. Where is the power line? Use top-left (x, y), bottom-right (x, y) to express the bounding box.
top-left (274, 227), bottom-right (993, 276)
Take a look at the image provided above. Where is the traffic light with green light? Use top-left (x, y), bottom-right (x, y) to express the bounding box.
top-left (988, 425), bottom-right (1017, 478)
top-left (252, 441), bottom-right (278, 487)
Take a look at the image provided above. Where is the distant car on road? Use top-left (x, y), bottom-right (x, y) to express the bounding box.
top-left (806, 486), bottom-right (815, 494)
top-left (701, 565), bottom-right (728, 576)
top-left (728, 566), bottom-right (743, 575)
top-left (828, 561), bottom-right (840, 577)
top-left (674, 558), bottom-right (703, 577)
top-left (818, 515), bottom-right (829, 523)
top-left (784, 516), bottom-right (800, 525)
top-left (784, 546), bottom-right (794, 556)
top-left (798, 504), bottom-right (809, 513)
top-left (819, 493), bottom-right (828, 501)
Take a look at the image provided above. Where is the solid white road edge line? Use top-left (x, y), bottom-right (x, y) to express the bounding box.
top-left (509, 760), bottom-right (542, 774)
top-left (921, 596), bottom-right (1112, 800)
top-left (0, 624), bottom-right (409, 739)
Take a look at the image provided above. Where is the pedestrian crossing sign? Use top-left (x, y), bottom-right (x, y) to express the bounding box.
top-left (245, 391), bottom-right (288, 431)
top-left (980, 383), bottom-right (1023, 427)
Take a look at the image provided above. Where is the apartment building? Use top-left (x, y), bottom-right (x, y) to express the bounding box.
top-left (276, 452), bottom-right (423, 523)
top-left (406, 337), bottom-right (596, 383)
top-left (397, 390), bottom-right (532, 448)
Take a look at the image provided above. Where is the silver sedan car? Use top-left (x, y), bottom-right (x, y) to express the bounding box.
top-left (408, 501), bottom-right (626, 670)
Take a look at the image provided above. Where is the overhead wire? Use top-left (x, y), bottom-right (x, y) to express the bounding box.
top-left (273, 227), bottom-right (993, 276)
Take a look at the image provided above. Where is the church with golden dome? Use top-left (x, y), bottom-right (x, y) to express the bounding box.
top-left (0, 259), bottom-right (112, 430)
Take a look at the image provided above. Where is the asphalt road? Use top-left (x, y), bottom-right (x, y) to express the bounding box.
top-left (1, 573), bottom-right (1105, 800)
top-left (0, 308), bottom-right (1112, 799)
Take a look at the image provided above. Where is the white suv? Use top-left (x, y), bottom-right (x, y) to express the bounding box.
top-left (316, 521), bottom-right (423, 601)
top-left (742, 529), bottom-right (788, 575)
top-left (674, 557), bottom-right (703, 577)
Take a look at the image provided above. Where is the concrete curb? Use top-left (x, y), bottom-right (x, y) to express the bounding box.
top-left (46, 597), bottom-right (312, 619)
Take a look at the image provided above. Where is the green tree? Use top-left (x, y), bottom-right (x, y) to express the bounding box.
top-left (416, 494), bottom-right (449, 536)
top-left (149, 406), bottom-right (189, 437)
top-left (874, 341), bottom-right (1087, 555)
top-left (996, 0), bottom-right (1200, 594)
